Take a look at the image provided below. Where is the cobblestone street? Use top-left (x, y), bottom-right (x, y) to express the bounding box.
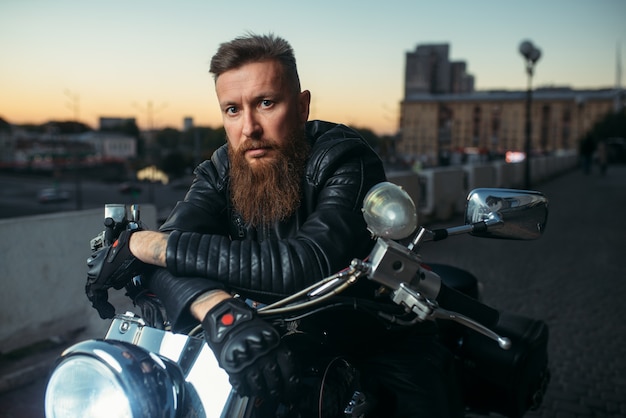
top-left (422, 164), bottom-right (626, 417)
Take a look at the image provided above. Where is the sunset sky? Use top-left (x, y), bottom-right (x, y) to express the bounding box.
top-left (1, 0), bottom-right (624, 135)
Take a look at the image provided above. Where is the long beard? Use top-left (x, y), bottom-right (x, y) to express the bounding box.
top-left (229, 129), bottom-right (310, 227)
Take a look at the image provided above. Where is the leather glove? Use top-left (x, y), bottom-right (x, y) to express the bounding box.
top-left (86, 229), bottom-right (143, 319)
top-left (202, 297), bottom-right (299, 400)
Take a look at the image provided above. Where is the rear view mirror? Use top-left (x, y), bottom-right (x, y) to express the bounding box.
top-left (465, 188), bottom-right (548, 240)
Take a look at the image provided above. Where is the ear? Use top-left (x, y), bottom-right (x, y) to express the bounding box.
top-left (298, 90), bottom-right (311, 123)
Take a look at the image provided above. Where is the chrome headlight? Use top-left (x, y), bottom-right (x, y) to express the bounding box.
top-left (45, 339), bottom-right (184, 418)
top-left (362, 181), bottom-right (418, 240)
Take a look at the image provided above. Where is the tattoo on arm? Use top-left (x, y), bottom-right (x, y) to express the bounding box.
top-left (131, 231), bottom-right (168, 267)
top-left (149, 235), bottom-right (168, 267)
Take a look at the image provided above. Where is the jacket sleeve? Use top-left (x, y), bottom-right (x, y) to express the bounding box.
top-left (144, 268), bottom-right (225, 332)
top-left (162, 131), bottom-right (387, 302)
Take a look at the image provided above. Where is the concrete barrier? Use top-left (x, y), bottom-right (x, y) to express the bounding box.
top-left (386, 170), bottom-right (423, 209)
top-left (418, 167), bottom-right (466, 220)
top-left (388, 153), bottom-right (579, 224)
top-left (463, 163), bottom-right (496, 191)
top-left (0, 205), bottom-right (156, 354)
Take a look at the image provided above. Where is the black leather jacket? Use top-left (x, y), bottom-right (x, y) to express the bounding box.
top-left (149, 120), bottom-right (386, 330)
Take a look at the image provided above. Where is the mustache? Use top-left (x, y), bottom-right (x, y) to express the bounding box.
top-left (238, 139), bottom-right (276, 153)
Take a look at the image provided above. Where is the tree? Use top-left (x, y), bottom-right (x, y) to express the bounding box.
top-left (0, 117), bottom-right (11, 132)
top-left (99, 119), bottom-right (140, 138)
top-left (160, 151), bottom-right (192, 178)
top-left (44, 120), bottom-right (92, 134)
top-left (582, 109), bottom-right (626, 146)
top-left (583, 109), bottom-right (626, 163)
top-left (155, 128), bottom-right (182, 150)
top-left (589, 109), bottom-right (626, 140)
top-left (181, 126), bottom-right (226, 164)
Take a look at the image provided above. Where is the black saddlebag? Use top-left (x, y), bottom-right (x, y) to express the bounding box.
top-left (449, 311), bottom-right (550, 418)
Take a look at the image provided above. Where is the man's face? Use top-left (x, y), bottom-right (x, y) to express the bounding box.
top-left (215, 59), bottom-right (310, 169)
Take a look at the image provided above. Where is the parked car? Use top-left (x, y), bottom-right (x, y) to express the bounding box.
top-left (38, 188), bottom-right (70, 204)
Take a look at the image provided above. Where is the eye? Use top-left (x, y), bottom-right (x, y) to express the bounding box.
top-left (225, 106), bottom-right (238, 115)
top-left (260, 99), bottom-right (273, 108)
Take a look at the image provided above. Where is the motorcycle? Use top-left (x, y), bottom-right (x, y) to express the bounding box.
top-left (44, 183), bottom-right (550, 417)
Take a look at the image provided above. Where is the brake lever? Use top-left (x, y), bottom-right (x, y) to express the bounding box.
top-left (432, 307), bottom-right (512, 350)
top-left (392, 283), bottom-right (511, 350)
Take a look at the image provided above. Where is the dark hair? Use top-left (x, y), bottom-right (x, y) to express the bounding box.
top-left (209, 33), bottom-right (301, 90)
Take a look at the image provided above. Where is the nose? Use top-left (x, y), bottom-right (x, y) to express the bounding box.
top-left (241, 110), bottom-right (262, 139)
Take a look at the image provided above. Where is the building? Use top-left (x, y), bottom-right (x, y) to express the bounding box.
top-left (399, 43), bottom-right (622, 166)
top-left (183, 117), bottom-right (194, 132)
top-left (8, 125), bottom-right (95, 170)
top-left (404, 44), bottom-right (474, 97)
top-left (79, 131), bottom-right (137, 162)
top-left (0, 120), bottom-right (137, 171)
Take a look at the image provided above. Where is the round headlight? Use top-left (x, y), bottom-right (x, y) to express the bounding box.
top-left (45, 340), bottom-right (184, 418)
top-left (45, 355), bottom-right (133, 417)
top-left (362, 182), bottom-right (417, 240)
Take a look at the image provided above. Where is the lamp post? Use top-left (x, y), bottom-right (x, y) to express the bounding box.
top-left (519, 40), bottom-right (541, 189)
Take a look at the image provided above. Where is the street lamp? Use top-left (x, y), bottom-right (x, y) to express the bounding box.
top-left (519, 40), bottom-right (541, 189)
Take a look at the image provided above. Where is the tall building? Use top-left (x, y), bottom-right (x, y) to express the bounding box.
top-left (183, 117), bottom-right (194, 132)
top-left (404, 44), bottom-right (474, 97)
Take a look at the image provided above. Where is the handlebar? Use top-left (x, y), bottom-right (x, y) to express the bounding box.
top-left (258, 236), bottom-right (513, 350)
top-left (91, 204), bottom-right (142, 251)
top-left (96, 185), bottom-right (547, 351)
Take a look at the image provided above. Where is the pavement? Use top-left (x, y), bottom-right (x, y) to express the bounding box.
top-left (1, 162), bottom-right (625, 417)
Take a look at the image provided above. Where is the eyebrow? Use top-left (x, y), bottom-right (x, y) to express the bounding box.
top-left (220, 92), bottom-right (280, 107)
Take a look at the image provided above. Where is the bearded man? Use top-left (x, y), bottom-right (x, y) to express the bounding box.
top-left (87, 33), bottom-right (463, 417)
